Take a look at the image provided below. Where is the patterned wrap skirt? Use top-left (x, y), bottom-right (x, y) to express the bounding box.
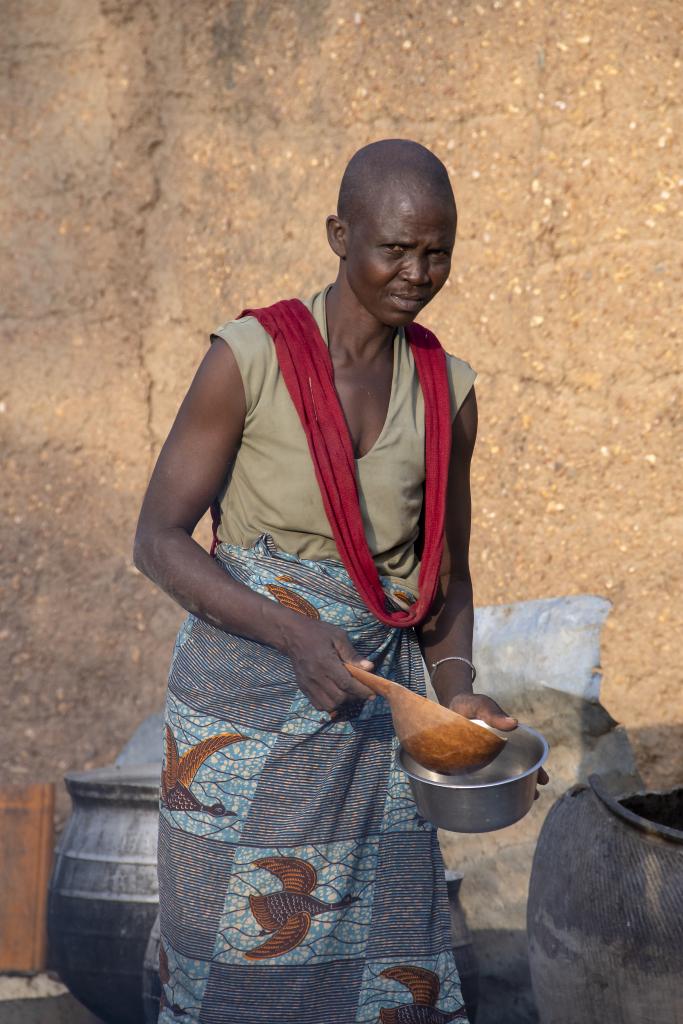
top-left (158, 534), bottom-right (467, 1023)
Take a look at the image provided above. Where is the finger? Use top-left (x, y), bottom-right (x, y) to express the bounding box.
top-left (538, 767), bottom-right (549, 785)
top-left (450, 692), bottom-right (517, 731)
top-left (320, 672), bottom-right (358, 709)
top-left (331, 633), bottom-right (374, 673)
top-left (485, 713), bottom-right (518, 732)
top-left (329, 647), bottom-right (377, 700)
top-left (303, 689), bottom-right (329, 712)
top-left (474, 698), bottom-right (518, 732)
top-left (327, 667), bottom-right (375, 703)
top-left (302, 677), bottom-right (345, 712)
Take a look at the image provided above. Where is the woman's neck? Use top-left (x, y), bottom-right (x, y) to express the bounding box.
top-left (325, 275), bottom-right (394, 363)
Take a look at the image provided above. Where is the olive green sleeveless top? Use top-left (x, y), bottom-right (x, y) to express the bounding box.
top-left (211, 285), bottom-right (476, 593)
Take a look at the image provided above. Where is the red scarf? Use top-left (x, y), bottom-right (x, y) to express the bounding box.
top-left (212, 297), bottom-right (452, 627)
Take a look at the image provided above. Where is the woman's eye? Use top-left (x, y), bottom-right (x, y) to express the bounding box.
top-left (385, 245), bottom-right (404, 255)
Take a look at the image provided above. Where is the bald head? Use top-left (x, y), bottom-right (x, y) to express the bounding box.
top-left (327, 140), bottom-right (456, 327)
top-left (337, 139), bottom-right (455, 225)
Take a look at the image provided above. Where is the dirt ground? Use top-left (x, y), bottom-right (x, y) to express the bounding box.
top-left (2, 0), bottom-right (681, 821)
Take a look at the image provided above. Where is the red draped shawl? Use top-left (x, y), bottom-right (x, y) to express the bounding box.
top-left (212, 298), bottom-right (452, 627)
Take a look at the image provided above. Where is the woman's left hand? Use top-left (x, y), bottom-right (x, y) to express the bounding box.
top-left (448, 690), bottom-right (518, 731)
top-left (448, 691), bottom-right (550, 796)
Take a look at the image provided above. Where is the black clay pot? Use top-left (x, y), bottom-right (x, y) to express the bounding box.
top-left (48, 765), bottom-right (160, 1024)
top-left (527, 775), bottom-right (683, 1024)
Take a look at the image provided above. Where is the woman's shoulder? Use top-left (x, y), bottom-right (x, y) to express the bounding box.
top-left (210, 313), bottom-right (274, 357)
top-left (445, 352), bottom-right (477, 418)
top-left (210, 314), bottom-right (277, 412)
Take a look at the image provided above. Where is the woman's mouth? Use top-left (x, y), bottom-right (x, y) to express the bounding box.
top-left (390, 293), bottom-right (426, 312)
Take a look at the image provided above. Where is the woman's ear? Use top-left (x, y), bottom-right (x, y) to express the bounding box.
top-left (326, 214), bottom-right (348, 260)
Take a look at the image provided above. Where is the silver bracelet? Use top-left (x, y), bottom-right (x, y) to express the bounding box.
top-left (430, 656), bottom-right (477, 684)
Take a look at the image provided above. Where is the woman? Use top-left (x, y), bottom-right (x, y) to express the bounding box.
top-left (134, 139), bottom-right (530, 1023)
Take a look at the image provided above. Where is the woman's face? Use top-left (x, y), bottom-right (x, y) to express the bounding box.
top-left (328, 184), bottom-right (456, 328)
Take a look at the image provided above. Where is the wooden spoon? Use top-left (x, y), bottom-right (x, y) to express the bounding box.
top-left (344, 662), bottom-right (507, 775)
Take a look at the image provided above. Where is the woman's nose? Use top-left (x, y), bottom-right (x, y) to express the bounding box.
top-left (402, 256), bottom-right (431, 285)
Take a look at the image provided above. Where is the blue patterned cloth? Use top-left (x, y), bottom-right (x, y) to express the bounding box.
top-left (158, 534), bottom-right (467, 1023)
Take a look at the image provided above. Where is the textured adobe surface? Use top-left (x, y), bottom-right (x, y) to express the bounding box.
top-left (2, 1), bottom-right (681, 823)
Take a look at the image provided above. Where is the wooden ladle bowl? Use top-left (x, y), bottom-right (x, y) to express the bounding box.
top-left (345, 662), bottom-right (507, 774)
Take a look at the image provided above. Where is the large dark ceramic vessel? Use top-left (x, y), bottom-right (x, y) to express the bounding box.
top-left (48, 765), bottom-right (160, 1024)
top-left (527, 775), bottom-right (683, 1024)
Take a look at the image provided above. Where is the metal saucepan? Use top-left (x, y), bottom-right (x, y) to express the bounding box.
top-left (398, 722), bottom-right (549, 833)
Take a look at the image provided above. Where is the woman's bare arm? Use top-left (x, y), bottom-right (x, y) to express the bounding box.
top-left (133, 339), bottom-right (374, 711)
top-left (417, 387), bottom-right (517, 730)
top-left (418, 388), bottom-right (549, 787)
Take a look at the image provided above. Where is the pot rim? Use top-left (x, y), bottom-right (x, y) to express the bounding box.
top-left (397, 723), bottom-right (549, 790)
top-left (588, 774), bottom-right (683, 845)
top-left (64, 763), bottom-right (161, 802)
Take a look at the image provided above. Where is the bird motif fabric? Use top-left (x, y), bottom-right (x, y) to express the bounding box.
top-left (264, 584), bottom-right (321, 619)
top-left (245, 855), bottom-right (360, 959)
top-left (158, 943), bottom-right (188, 1017)
top-left (161, 726), bottom-right (247, 816)
top-left (157, 535), bottom-right (468, 1023)
top-left (379, 965), bottom-right (469, 1022)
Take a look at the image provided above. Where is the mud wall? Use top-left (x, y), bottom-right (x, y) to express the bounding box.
top-left (2, 0), bottom-right (681, 812)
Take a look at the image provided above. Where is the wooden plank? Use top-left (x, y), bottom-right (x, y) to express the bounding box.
top-left (0, 783), bottom-right (55, 972)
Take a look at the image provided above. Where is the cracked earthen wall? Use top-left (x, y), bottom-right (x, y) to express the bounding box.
top-left (2, 0), bottom-right (681, 817)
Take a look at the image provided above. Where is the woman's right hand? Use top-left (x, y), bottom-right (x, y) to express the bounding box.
top-left (284, 618), bottom-right (377, 712)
